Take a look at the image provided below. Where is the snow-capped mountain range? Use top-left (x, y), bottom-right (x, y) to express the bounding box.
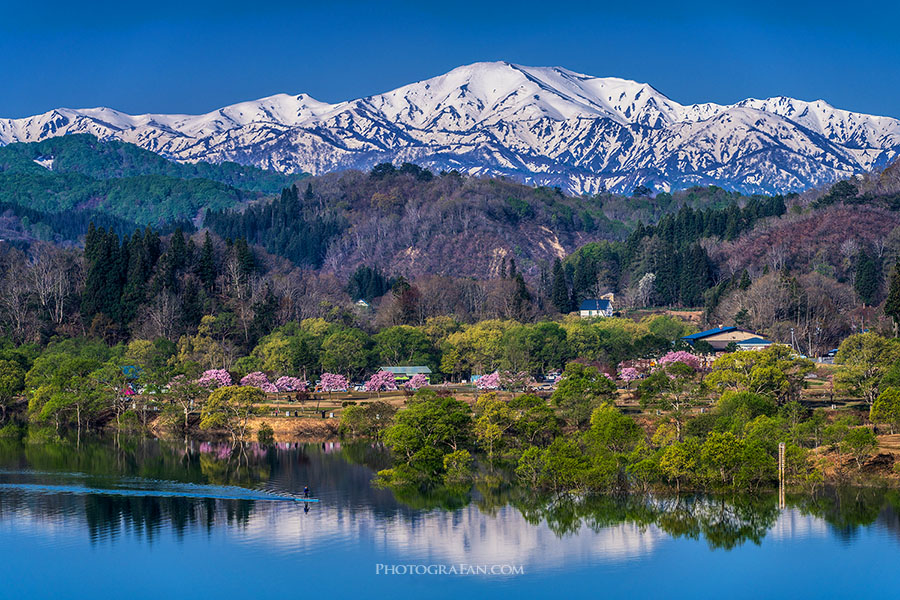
top-left (2, 61), bottom-right (899, 194)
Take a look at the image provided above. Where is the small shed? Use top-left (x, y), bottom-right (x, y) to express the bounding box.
top-left (379, 366), bottom-right (432, 382)
top-left (735, 337), bottom-right (774, 351)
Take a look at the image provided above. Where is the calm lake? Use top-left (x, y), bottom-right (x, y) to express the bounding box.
top-left (1, 436), bottom-right (899, 599)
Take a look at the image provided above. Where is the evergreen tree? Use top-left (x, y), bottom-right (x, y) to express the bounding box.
top-left (855, 250), bottom-right (879, 306)
top-left (198, 232), bottom-right (217, 291)
top-left (885, 260), bottom-right (900, 332)
top-left (82, 227), bottom-right (125, 324)
top-left (679, 244), bottom-right (711, 307)
top-left (143, 227), bottom-right (161, 265)
top-left (652, 240), bottom-right (680, 306)
top-left (170, 227), bottom-right (187, 271)
top-left (180, 277), bottom-right (203, 330)
top-left (347, 265), bottom-right (391, 302)
top-left (234, 238), bottom-right (255, 280)
top-left (739, 269), bottom-right (751, 290)
top-left (511, 272), bottom-right (532, 319)
top-left (251, 285), bottom-right (279, 343)
top-left (572, 255), bottom-right (597, 305)
top-left (121, 230), bottom-right (149, 324)
top-left (551, 258), bottom-right (571, 314)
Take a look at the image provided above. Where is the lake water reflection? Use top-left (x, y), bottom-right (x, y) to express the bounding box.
top-left (1, 436), bottom-right (899, 599)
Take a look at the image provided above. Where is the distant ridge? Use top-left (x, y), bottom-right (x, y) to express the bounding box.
top-left (1, 61), bottom-right (898, 194)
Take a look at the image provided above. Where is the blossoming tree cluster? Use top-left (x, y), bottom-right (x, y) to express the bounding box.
top-left (403, 373), bottom-right (429, 390)
top-left (658, 351), bottom-right (702, 370)
top-left (365, 370), bottom-right (398, 394)
top-left (618, 367), bottom-right (641, 384)
top-left (195, 369), bottom-right (232, 389)
top-left (319, 373), bottom-right (349, 393)
top-left (274, 376), bottom-right (307, 392)
top-left (240, 371), bottom-right (278, 393)
top-left (476, 372), bottom-right (501, 390)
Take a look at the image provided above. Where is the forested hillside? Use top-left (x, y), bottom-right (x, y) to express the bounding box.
top-left (0, 135), bottom-right (305, 231)
top-left (205, 163), bottom-right (786, 277)
top-left (2, 130), bottom-right (900, 358)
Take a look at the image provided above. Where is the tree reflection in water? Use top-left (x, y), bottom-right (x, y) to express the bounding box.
top-left (0, 435), bottom-right (898, 550)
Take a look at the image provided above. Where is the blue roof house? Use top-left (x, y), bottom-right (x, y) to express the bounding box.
top-left (681, 326), bottom-right (761, 351)
top-left (579, 298), bottom-right (613, 318)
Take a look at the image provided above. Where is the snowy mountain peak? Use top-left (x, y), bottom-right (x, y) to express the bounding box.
top-left (1, 61), bottom-right (898, 195)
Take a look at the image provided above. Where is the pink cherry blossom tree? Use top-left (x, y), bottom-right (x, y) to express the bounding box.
top-left (195, 369), bottom-right (232, 389)
top-left (318, 372), bottom-right (349, 412)
top-left (476, 371), bottom-right (501, 390)
top-left (275, 376), bottom-right (307, 392)
top-left (239, 371), bottom-right (277, 394)
top-left (365, 371), bottom-right (398, 396)
top-left (319, 373), bottom-right (349, 393)
top-left (658, 351), bottom-right (701, 370)
top-left (403, 373), bottom-right (429, 391)
top-left (499, 371), bottom-right (534, 392)
top-left (618, 367), bottom-right (642, 388)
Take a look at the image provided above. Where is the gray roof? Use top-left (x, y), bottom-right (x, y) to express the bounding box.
top-left (380, 366), bottom-right (432, 374)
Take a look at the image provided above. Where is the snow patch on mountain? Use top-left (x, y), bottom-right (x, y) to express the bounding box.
top-left (1, 61), bottom-right (898, 194)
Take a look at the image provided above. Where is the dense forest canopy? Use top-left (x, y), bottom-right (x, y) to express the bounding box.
top-left (0, 135), bottom-right (305, 230)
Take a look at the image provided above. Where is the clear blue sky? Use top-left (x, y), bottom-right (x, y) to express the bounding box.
top-left (2, 0), bottom-right (898, 118)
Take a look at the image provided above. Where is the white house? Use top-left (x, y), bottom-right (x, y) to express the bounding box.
top-left (579, 298), bottom-right (613, 318)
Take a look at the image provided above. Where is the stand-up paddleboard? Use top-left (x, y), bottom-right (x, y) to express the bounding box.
top-left (0, 480), bottom-right (317, 503)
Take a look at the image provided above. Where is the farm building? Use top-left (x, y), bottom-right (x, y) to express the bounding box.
top-left (379, 366), bottom-right (432, 382)
top-left (680, 326), bottom-right (762, 351)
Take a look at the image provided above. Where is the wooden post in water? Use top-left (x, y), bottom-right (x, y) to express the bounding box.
top-left (778, 442), bottom-right (786, 510)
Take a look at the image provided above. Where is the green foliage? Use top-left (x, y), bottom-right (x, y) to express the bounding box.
top-left (442, 449), bottom-right (474, 484)
top-left (199, 386), bottom-right (264, 443)
top-left (871, 387), bottom-right (900, 433)
top-left (638, 361), bottom-right (702, 438)
top-left (588, 404), bottom-right (642, 453)
top-left (499, 322), bottom-right (569, 375)
top-left (659, 438), bottom-right (701, 491)
top-left (551, 362), bottom-right (617, 427)
top-left (700, 432), bottom-right (743, 486)
top-left (256, 422), bottom-right (275, 446)
top-left (473, 393), bottom-right (513, 459)
top-left (508, 394), bottom-right (558, 447)
top-left (0, 134), bottom-right (300, 191)
top-left (338, 401), bottom-right (397, 439)
top-left (841, 427), bottom-right (878, 469)
top-left (0, 358), bottom-right (25, 421)
top-left (206, 184), bottom-right (344, 269)
top-left (705, 345), bottom-right (814, 404)
top-left (885, 260), bottom-right (900, 329)
top-left (382, 390), bottom-right (472, 479)
top-left (854, 250), bottom-right (880, 306)
top-left (347, 265), bottom-right (392, 302)
top-left (320, 328), bottom-right (373, 377)
top-left (550, 258), bottom-right (571, 313)
top-left (834, 333), bottom-right (900, 404)
top-left (373, 326), bottom-right (434, 369)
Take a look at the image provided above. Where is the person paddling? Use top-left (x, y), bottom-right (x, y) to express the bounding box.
top-left (304, 486), bottom-right (310, 498)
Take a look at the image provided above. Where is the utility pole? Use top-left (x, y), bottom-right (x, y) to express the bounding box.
top-left (778, 442), bottom-right (786, 510)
